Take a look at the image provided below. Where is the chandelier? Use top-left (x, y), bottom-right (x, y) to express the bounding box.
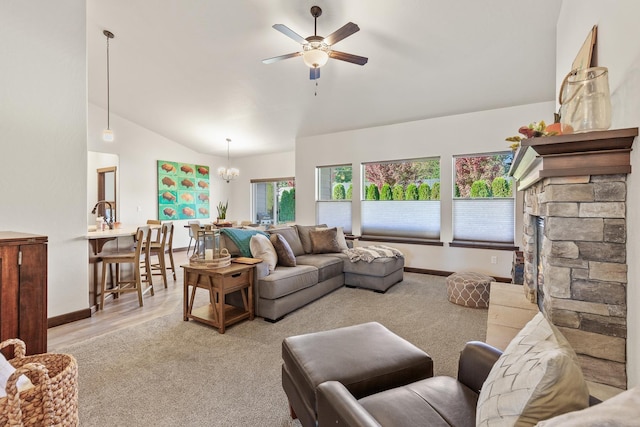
top-left (217, 138), bottom-right (239, 183)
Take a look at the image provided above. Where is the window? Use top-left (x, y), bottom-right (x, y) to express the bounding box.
top-left (251, 178), bottom-right (295, 225)
top-left (452, 152), bottom-right (514, 245)
top-left (361, 158), bottom-right (440, 241)
top-left (316, 165), bottom-right (352, 233)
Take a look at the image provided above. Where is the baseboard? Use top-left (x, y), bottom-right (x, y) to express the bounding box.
top-left (403, 267), bottom-right (511, 283)
top-left (48, 308), bottom-right (91, 328)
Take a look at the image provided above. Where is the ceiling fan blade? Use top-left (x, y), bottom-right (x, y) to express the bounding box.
top-left (323, 22), bottom-right (360, 46)
top-left (262, 52), bottom-right (302, 64)
top-left (310, 67), bottom-right (320, 80)
top-left (329, 50), bottom-right (368, 66)
top-left (273, 24), bottom-right (308, 45)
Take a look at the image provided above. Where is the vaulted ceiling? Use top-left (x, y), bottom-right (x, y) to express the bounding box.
top-left (87, 0), bottom-right (561, 157)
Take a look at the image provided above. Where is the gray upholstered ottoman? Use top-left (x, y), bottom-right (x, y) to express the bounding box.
top-left (446, 272), bottom-right (494, 308)
top-left (343, 256), bottom-right (404, 292)
top-left (282, 322), bottom-right (433, 427)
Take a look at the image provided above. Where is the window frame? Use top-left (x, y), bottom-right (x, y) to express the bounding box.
top-left (250, 177), bottom-right (295, 226)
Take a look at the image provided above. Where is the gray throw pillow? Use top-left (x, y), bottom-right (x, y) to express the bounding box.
top-left (296, 224), bottom-right (327, 253)
top-left (270, 234), bottom-right (296, 267)
top-left (309, 228), bottom-right (342, 254)
top-left (268, 226), bottom-right (304, 256)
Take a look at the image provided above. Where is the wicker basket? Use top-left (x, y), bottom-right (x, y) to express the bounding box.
top-left (0, 339), bottom-right (78, 427)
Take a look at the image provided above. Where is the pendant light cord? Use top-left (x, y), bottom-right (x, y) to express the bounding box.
top-left (106, 34), bottom-right (110, 130)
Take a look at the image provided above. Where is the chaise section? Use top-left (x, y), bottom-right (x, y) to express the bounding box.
top-left (343, 256), bottom-right (404, 292)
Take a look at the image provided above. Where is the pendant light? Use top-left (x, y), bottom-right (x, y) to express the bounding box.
top-left (102, 30), bottom-right (115, 142)
top-left (217, 138), bottom-right (239, 183)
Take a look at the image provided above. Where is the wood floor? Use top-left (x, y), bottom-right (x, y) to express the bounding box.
top-left (48, 250), bottom-right (199, 351)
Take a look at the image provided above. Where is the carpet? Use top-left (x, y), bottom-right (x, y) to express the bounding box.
top-left (57, 272), bottom-right (487, 426)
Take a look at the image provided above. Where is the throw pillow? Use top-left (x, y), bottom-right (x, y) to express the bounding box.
top-left (267, 226), bottom-right (304, 256)
top-left (0, 352), bottom-right (33, 398)
top-left (309, 228), bottom-right (342, 254)
top-left (270, 234), bottom-right (296, 267)
top-left (316, 226), bottom-right (348, 251)
top-left (220, 228), bottom-right (268, 257)
top-left (249, 234), bottom-right (277, 273)
top-left (476, 312), bottom-right (590, 427)
top-left (535, 386), bottom-right (640, 426)
top-left (296, 224), bottom-right (328, 253)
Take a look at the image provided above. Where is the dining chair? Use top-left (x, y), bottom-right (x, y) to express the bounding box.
top-left (99, 226), bottom-right (154, 309)
top-left (147, 222), bottom-right (170, 288)
top-left (187, 220), bottom-right (201, 256)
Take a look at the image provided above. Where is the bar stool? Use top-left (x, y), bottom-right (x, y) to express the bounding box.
top-left (148, 222), bottom-right (170, 288)
top-left (100, 226), bottom-right (154, 309)
top-left (164, 222), bottom-right (176, 280)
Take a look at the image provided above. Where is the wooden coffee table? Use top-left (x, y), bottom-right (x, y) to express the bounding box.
top-left (182, 263), bottom-right (255, 333)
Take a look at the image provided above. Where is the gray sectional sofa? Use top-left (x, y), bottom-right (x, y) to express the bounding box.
top-left (222, 225), bottom-right (404, 322)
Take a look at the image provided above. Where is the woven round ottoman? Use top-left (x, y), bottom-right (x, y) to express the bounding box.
top-left (446, 272), bottom-right (494, 308)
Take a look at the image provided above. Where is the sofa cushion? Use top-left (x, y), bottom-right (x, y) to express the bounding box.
top-left (360, 376), bottom-right (478, 427)
top-left (295, 224), bottom-right (327, 254)
top-left (295, 254), bottom-right (343, 282)
top-left (268, 226), bottom-right (304, 256)
top-left (249, 234), bottom-right (277, 273)
top-left (270, 233), bottom-right (296, 267)
top-left (535, 386), bottom-right (640, 426)
top-left (310, 228), bottom-right (342, 254)
top-left (476, 312), bottom-right (589, 427)
top-left (342, 256), bottom-right (404, 277)
top-left (258, 265), bottom-right (318, 300)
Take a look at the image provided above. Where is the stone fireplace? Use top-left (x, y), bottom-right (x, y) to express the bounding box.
top-left (511, 128), bottom-right (637, 390)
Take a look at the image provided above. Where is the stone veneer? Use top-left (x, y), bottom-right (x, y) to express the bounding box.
top-left (522, 174), bottom-right (627, 389)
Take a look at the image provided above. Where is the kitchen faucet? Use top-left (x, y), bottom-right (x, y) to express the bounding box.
top-left (91, 200), bottom-right (114, 229)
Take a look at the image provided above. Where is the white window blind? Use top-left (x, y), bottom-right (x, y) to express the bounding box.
top-left (361, 201), bottom-right (440, 239)
top-left (452, 198), bottom-right (514, 243)
top-left (317, 201), bottom-right (352, 233)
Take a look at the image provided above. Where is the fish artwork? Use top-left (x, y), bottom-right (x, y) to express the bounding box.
top-left (198, 207), bottom-right (209, 215)
top-left (198, 193), bottom-right (209, 202)
top-left (162, 192), bottom-right (176, 202)
top-left (181, 193), bottom-right (194, 202)
top-left (197, 167), bottom-right (209, 176)
top-left (180, 165), bottom-right (194, 174)
top-left (181, 178), bottom-right (194, 188)
top-left (163, 208), bottom-right (176, 218)
top-left (162, 177), bottom-right (176, 188)
top-left (197, 180), bottom-right (209, 189)
top-left (161, 163), bottom-right (175, 173)
top-left (182, 207), bottom-right (195, 217)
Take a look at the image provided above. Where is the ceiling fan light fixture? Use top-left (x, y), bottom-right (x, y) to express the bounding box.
top-left (302, 47), bottom-right (329, 68)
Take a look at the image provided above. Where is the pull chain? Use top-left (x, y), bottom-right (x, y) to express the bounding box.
top-left (315, 81), bottom-right (319, 96)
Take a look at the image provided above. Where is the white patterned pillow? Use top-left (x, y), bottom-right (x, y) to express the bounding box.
top-left (249, 234), bottom-right (277, 273)
top-left (476, 312), bottom-right (589, 427)
top-left (535, 386), bottom-right (640, 426)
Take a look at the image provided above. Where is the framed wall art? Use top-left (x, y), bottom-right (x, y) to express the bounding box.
top-left (157, 160), bottom-right (210, 220)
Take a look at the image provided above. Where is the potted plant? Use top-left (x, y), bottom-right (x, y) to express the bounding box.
top-left (216, 200), bottom-right (228, 223)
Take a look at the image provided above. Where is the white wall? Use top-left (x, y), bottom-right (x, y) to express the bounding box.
top-left (557, 0), bottom-right (640, 388)
top-left (296, 102), bottom-right (555, 277)
top-left (226, 151), bottom-right (296, 224)
top-left (88, 103), bottom-right (228, 249)
top-left (0, 0), bottom-right (88, 317)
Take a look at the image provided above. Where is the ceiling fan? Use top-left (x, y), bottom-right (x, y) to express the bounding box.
top-left (262, 5), bottom-right (368, 80)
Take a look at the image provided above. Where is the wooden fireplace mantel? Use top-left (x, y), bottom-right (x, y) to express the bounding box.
top-left (509, 127), bottom-right (638, 190)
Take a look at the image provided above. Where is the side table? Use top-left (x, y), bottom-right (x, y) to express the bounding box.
top-left (182, 263), bottom-right (255, 333)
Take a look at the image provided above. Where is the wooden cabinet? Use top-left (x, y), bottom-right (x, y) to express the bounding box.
top-left (0, 232), bottom-right (47, 356)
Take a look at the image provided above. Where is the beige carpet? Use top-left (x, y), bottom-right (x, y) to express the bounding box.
top-left (58, 273), bottom-right (487, 426)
